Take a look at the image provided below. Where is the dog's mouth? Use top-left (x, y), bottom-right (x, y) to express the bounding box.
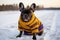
top-left (23, 17), bottom-right (31, 21)
top-left (22, 14), bottom-right (31, 21)
top-left (24, 19), bottom-right (29, 21)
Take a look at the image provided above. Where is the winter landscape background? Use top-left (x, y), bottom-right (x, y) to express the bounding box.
top-left (0, 10), bottom-right (60, 40)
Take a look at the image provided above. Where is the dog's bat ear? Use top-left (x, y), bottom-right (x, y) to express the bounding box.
top-left (19, 2), bottom-right (24, 11)
top-left (30, 3), bottom-right (36, 12)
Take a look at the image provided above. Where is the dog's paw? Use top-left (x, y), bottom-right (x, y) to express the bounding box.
top-left (33, 39), bottom-right (36, 40)
top-left (16, 35), bottom-right (21, 38)
top-left (32, 37), bottom-right (36, 40)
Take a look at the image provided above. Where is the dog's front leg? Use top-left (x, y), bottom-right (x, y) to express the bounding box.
top-left (32, 33), bottom-right (36, 40)
top-left (16, 31), bottom-right (23, 38)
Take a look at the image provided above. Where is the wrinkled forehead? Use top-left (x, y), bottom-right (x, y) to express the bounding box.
top-left (21, 8), bottom-right (32, 14)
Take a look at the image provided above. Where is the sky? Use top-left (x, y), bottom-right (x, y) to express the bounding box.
top-left (0, 0), bottom-right (60, 7)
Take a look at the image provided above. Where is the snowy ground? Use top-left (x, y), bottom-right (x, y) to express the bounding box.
top-left (0, 10), bottom-right (60, 40)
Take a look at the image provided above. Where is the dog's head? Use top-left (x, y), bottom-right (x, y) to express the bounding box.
top-left (19, 2), bottom-right (36, 22)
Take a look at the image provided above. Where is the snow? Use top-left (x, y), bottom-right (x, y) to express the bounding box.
top-left (0, 10), bottom-right (60, 40)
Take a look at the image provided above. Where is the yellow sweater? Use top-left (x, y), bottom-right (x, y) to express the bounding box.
top-left (18, 13), bottom-right (43, 33)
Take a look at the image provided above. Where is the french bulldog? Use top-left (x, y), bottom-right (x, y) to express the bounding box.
top-left (16, 2), bottom-right (44, 40)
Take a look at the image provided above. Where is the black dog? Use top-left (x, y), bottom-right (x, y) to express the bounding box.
top-left (16, 2), bottom-right (44, 40)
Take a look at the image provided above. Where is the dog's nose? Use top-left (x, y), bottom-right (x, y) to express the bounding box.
top-left (24, 14), bottom-right (28, 19)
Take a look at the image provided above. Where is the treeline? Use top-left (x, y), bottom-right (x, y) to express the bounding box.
top-left (0, 4), bottom-right (19, 11)
top-left (0, 4), bottom-right (44, 11)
